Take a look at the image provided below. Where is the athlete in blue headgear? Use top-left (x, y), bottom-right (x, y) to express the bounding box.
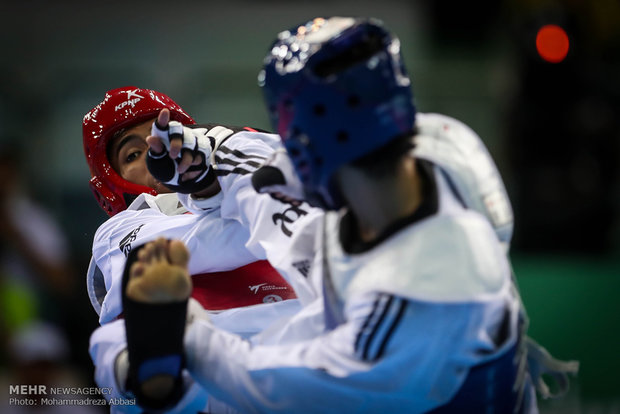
top-left (259, 17), bottom-right (416, 210)
top-left (136, 17), bottom-right (577, 413)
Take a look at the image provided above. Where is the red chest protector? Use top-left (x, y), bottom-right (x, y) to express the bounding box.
top-left (190, 260), bottom-right (296, 310)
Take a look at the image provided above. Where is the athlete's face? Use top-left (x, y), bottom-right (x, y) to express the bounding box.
top-left (109, 118), bottom-right (172, 194)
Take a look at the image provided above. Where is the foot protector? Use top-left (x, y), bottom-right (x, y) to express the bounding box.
top-left (121, 244), bottom-right (188, 411)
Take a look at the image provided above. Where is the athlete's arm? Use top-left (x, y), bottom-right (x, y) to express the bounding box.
top-left (185, 290), bottom-right (511, 414)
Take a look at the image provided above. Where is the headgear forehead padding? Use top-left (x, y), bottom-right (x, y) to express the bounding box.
top-left (83, 87), bottom-right (195, 216)
top-left (260, 17), bottom-right (416, 209)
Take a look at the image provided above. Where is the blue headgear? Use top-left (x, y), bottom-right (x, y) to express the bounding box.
top-left (260, 17), bottom-right (416, 209)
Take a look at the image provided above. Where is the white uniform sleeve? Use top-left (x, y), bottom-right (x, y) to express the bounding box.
top-left (88, 320), bottom-right (140, 413)
top-left (182, 131), bottom-right (324, 304)
top-left (185, 290), bottom-right (517, 414)
top-left (89, 319), bottom-right (215, 414)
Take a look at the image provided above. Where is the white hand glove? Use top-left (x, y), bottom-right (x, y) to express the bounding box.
top-left (147, 121), bottom-right (233, 194)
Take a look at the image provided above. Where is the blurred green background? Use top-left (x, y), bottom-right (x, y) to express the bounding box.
top-left (513, 254), bottom-right (620, 412)
top-left (0, 0), bottom-right (618, 412)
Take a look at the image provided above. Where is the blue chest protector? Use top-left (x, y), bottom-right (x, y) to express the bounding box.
top-left (429, 320), bottom-right (528, 414)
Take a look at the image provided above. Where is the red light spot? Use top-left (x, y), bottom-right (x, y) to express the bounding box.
top-left (536, 24), bottom-right (570, 63)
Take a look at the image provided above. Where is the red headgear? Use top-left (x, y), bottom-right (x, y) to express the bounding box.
top-left (83, 87), bottom-right (195, 216)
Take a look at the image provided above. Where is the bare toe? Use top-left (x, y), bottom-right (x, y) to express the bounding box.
top-left (153, 238), bottom-right (168, 262)
top-left (125, 238), bottom-right (192, 303)
top-left (130, 262), bottom-right (145, 278)
top-left (168, 240), bottom-right (189, 267)
top-left (138, 239), bottom-right (158, 264)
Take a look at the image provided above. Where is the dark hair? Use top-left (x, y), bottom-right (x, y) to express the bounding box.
top-left (349, 129), bottom-right (416, 178)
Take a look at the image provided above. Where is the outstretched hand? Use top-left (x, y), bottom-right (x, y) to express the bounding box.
top-left (146, 109), bottom-right (204, 181)
top-left (145, 109), bottom-right (169, 155)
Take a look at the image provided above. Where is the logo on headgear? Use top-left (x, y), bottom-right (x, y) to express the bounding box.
top-left (115, 89), bottom-right (144, 112)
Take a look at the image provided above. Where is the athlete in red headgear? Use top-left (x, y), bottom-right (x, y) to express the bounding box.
top-left (83, 86), bottom-right (196, 215)
top-left (83, 86), bottom-right (322, 412)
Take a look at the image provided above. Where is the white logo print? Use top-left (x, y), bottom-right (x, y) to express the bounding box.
top-left (115, 89), bottom-right (144, 111)
top-left (249, 283), bottom-right (268, 294)
top-left (263, 295), bottom-right (283, 303)
top-left (125, 89), bottom-right (143, 100)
